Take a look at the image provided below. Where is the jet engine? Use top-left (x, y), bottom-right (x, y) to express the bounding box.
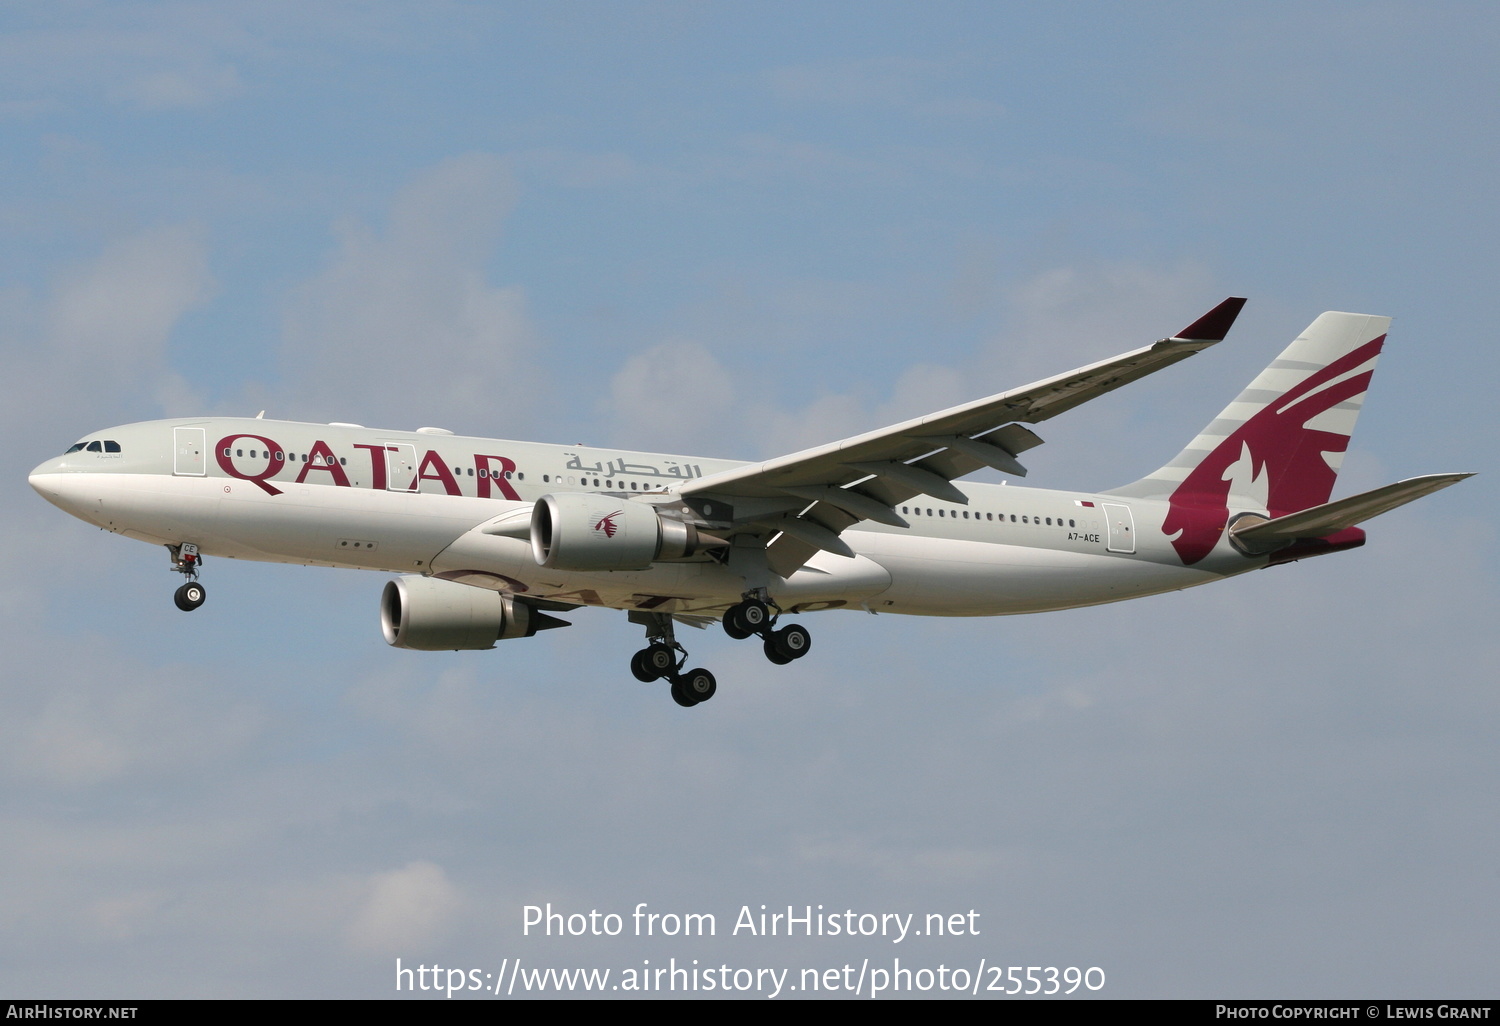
top-left (530, 492), bottom-right (713, 571)
top-left (380, 575), bottom-right (560, 650)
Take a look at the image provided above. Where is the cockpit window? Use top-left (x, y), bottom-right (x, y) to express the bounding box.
top-left (64, 439), bottom-right (123, 455)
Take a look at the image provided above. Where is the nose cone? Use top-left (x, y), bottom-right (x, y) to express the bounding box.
top-left (29, 456), bottom-right (62, 498)
top-left (29, 458), bottom-right (96, 521)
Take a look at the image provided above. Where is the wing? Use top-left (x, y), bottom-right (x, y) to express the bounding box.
top-left (677, 297), bottom-right (1247, 577)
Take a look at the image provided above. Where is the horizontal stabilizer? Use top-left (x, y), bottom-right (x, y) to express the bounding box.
top-left (1230, 473), bottom-right (1473, 552)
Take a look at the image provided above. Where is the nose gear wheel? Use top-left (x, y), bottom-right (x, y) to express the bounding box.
top-left (174, 581), bottom-right (206, 611)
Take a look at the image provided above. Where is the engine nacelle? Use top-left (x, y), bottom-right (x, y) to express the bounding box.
top-left (381, 575), bottom-right (542, 650)
top-left (530, 492), bottom-right (706, 571)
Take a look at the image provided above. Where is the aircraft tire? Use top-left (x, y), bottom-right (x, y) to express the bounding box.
top-left (738, 599), bottom-right (771, 632)
top-left (763, 637), bottom-right (793, 665)
top-left (630, 649), bottom-right (657, 682)
top-left (722, 607), bottom-right (753, 640)
top-left (680, 667), bottom-right (717, 703)
top-left (174, 582), bottom-right (206, 611)
top-left (670, 677), bottom-right (699, 707)
top-left (771, 623), bottom-right (811, 660)
top-left (644, 643), bottom-right (676, 679)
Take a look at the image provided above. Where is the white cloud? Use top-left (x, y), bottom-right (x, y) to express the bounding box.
top-left (0, 11), bottom-right (251, 116)
top-left (605, 338), bottom-right (737, 454)
top-left (278, 154), bottom-right (546, 432)
top-left (985, 261), bottom-right (1219, 382)
top-left (47, 224), bottom-right (214, 378)
top-left (0, 222), bottom-right (211, 462)
top-left (1, 649), bottom-right (265, 788)
top-left (346, 861), bottom-right (461, 954)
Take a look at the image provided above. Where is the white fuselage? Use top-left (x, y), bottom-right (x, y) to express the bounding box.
top-left (29, 417), bottom-right (1257, 620)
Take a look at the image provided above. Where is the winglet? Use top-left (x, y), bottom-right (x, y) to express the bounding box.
top-left (1173, 297), bottom-right (1247, 342)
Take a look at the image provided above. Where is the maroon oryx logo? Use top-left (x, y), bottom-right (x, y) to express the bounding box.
top-left (1163, 333), bottom-right (1384, 565)
top-left (593, 510), bottom-right (624, 538)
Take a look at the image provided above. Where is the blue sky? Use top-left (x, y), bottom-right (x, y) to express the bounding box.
top-left (2, 2), bottom-right (1495, 998)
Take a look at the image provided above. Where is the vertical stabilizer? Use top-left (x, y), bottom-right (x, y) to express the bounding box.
top-left (1108, 311), bottom-right (1389, 564)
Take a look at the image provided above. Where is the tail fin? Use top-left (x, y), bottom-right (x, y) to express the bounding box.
top-left (1109, 310), bottom-right (1390, 564)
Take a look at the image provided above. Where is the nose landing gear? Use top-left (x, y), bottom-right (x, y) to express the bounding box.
top-left (168, 543), bottom-right (206, 611)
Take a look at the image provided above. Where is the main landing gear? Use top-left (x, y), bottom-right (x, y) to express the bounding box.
top-left (630, 613), bottom-right (717, 708)
top-left (168, 543), bottom-right (206, 611)
top-left (723, 596), bottom-right (812, 666)
top-left (626, 596), bottom-right (811, 709)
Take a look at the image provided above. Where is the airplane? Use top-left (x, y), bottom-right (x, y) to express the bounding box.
top-left (29, 298), bottom-right (1471, 708)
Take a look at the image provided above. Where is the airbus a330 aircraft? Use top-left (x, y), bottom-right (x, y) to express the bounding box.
top-left (30, 298), bottom-right (1470, 707)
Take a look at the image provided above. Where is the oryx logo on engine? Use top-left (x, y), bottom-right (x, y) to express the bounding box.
top-left (593, 510), bottom-right (624, 538)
